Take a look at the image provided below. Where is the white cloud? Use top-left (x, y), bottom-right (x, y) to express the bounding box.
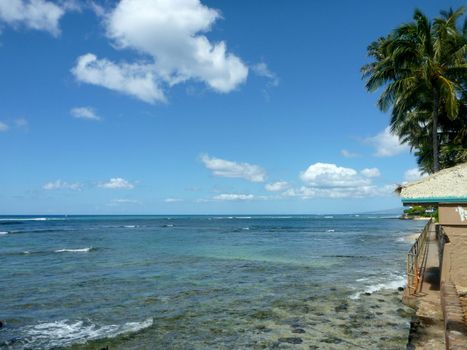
top-left (341, 149), bottom-right (359, 158)
top-left (252, 62), bottom-right (279, 86)
top-left (100, 177), bottom-right (135, 189)
top-left (43, 179), bottom-right (81, 190)
top-left (365, 127), bottom-right (409, 157)
top-left (165, 198), bottom-right (183, 203)
top-left (201, 154), bottom-right (266, 183)
top-left (279, 162), bottom-right (392, 199)
top-left (70, 106), bottom-right (101, 121)
top-left (109, 198), bottom-right (141, 205)
top-left (0, 121), bottom-right (8, 132)
top-left (265, 181), bottom-right (289, 192)
top-left (283, 184), bottom-right (395, 199)
top-left (213, 193), bottom-right (255, 201)
top-left (0, 0), bottom-right (65, 36)
top-left (15, 118), bottom-right (28, 128)
top-left (300, 162), bottom-right (371, 187)
top-left (404, 168), bottom-right (426, 183)
top-left (361, 168), bottom-right (380, 178)
top-left (72, 54), bottom-right (165, 103)
top-left (72, 0), bottom-right (248, 103)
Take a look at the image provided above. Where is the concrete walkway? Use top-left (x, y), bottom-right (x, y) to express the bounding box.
top-left (407, 223), bottom-right (445, 350)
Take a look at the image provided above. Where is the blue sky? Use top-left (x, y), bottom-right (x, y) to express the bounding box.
top-left (0, 0), bottom-right (463, 215)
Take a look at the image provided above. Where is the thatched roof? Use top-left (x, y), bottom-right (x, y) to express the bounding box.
top-left (398, 162), bottom-right (467, 204)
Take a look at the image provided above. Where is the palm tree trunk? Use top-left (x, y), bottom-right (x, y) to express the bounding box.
top-left (432, 88), bottom-right (440, 172)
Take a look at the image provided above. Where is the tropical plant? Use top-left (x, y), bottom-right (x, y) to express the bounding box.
top-left (362, 7), bottom-right (467, 173)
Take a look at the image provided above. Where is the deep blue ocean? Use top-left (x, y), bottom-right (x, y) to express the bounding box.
top-left (0, 215), bottom-right (426, 349)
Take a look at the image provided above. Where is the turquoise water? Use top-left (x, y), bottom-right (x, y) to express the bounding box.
top-left (0, 215), bottom-right (425, 349)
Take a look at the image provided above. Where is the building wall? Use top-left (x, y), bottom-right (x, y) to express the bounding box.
top-left (439, 204), bottom-right (467, 226)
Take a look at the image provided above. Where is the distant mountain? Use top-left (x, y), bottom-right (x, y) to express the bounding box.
top-left (356, 207), bottom-right (404, 215)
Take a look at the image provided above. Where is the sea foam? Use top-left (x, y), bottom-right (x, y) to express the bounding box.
top-left (54, 247), bottom-right (93, 253)
top-left (350, 275), bottom-right (405, 300)
top-left (19, 318), bottom-right (153, 349)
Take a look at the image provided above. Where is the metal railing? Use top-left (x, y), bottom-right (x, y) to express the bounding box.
top-left (406, 219), bottom-right (432, 295)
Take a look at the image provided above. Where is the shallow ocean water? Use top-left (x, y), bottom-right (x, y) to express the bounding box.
top-left (0, 215), bottom-right (426, 349)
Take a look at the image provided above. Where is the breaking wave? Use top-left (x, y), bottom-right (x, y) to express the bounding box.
top-left (350, 274), bottom-right (405, 299)
top-left (5, 318), bottom-right (153, 349)
top-left (54, 247), bottom-right (94, 253)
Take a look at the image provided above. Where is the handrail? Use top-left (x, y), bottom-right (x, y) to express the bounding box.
top-left (406, 219), bottom-right (432, 295)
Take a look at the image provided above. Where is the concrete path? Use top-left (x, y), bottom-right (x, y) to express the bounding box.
top-left (407, 223), bottom-right (445, 350)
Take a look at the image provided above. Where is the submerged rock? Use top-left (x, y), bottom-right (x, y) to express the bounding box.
top-left (292, 328), bottom-right (305, 334)
top-left (335, 302), bottom-right (348, 312)
top-left (278, 337), bottom-right (303, 344)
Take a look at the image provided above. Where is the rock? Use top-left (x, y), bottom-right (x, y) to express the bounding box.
top-left (364, 292), bottom-right (372, 296)
top-left (278, 337), bottom-right (303, 344)
top-left (335, 302), bottom-right (348, 312)
top-left (398, 287), bottom-right (404, 292)
top-left (292, 328), bottom-right (306, 334)
top-left (0, 320), bottom-right (3, 328)
top-left (291, 322), bottom-right (304, 328)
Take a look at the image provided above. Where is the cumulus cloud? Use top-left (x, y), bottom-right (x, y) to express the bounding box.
top-left (70, 106), bottom-right (101, 121)
top-left (72, 0), bottom-right (248, 103)
top-left (72, 54), bottom-right (165, 103)
top-left (201, 154), bottom-right (266, 183)
top-left (15, 118), bottom-right (28, 128)
top-left (0, 121), bottom-right (8, 132)
top-left (43, 179), bottom-right (81, 190)
top-left (283, 184), bottom-right (395, 199)
top-left (365, 127), bottom-right (409, 157)
top-left (165, 198), bottom-right (183, 203)
top-left (213, 193), bottom-right (255, 201)
top-left (0, 0), bottom-right (66, 36)
top-left (300, 163), bottom-right (371, 187)
top-left (100, 177), bottom-right (135, 189)
top-left (252, 62), bottom-right (279, 86)
top-left (404, 168), bottom-right (426, 183)
top-left (361, 168), bottom-right (380, 178)
top-left (340, 149), bottom-right (359, 158)
top-left (265, 181), bottom-right (289, 192)
top-left (109, 198), bottom-right (141, 205)
top-left (281, 162), bottom-right (391, 199)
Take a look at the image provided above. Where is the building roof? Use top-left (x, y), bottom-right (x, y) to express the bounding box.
top-left (398, 162), bottom-right (467, 204)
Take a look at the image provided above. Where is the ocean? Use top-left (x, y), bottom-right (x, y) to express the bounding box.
top-left (0, 215), bottom-right (426, 349)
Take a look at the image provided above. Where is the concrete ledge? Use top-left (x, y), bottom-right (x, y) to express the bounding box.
top-left (441, 281), bottom-right (467, 349)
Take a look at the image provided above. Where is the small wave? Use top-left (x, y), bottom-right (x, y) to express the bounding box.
top-left (324, 216), bottom-right (334, 219)
top-left (326, 229), bottom-right (335, 232)
top-left (123, 225), bottom-right (136, 228)
top-left (162, 224), bottom-right (174, 228)
top-left (350, 275), bottom-right (405, 299)
top-left (0, 217), bottom-right (48, 221)
top-left (235, 216), bottom-right (252, 219)
top-left (396, 237), bottom-right (405, 242)
top-left (16, 318), bottom-right (153, 349)
top-left (0, 231), bottom-right (8, 235)
top-left (54, 247), bottom-right (93, 253)
top-left (242, 227), bottom-right (250, 230)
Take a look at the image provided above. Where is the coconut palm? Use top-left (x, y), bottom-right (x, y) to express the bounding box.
top-left (362, 7), bottom-right (466, 173)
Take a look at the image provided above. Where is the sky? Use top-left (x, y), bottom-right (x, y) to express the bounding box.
top-left (0, 0), bottom-right (464, 215)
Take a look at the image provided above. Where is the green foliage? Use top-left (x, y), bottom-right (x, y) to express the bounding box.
top-left (362, 7), bottom-right (467, 174)
top-left (404, 206), bottom-right (437, 217)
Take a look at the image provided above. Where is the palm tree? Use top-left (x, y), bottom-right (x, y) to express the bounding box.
top-left (362, 7), bottom-right (466, 173)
